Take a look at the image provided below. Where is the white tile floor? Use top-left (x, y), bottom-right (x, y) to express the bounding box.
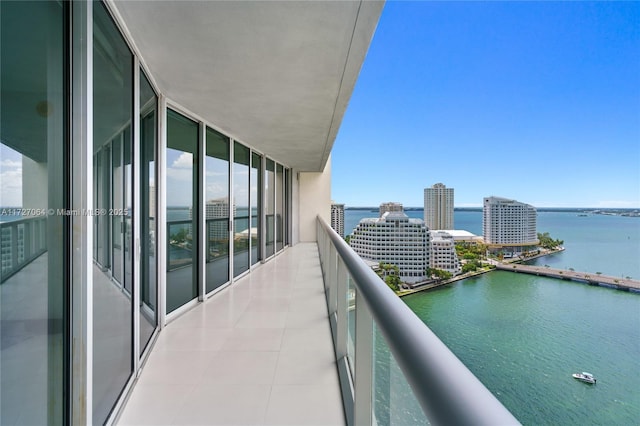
top-left (117, 242), bottom-right (345, 426)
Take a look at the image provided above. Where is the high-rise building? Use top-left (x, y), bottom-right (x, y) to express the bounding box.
top-left (331, 202), bottom-right (345, 237)
top-left (424, 183), bottom-right (454, 230)
top-left (430, 231), bottom-right (462, 275)
top-left (483, 196), bottom-right (538, 255)
top-left (379, 201), bottom-right (403, 216)
top-left (350, 203), bottom-right (431, 283)
top-left (206, 197), bottom-right (235, 240)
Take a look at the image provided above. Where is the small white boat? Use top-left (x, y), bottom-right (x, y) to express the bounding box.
top-left (572, 372), bottom-right (596, 384)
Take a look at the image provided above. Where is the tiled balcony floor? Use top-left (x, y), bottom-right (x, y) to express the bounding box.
top-left (117, 242), bottom-right (345, 425)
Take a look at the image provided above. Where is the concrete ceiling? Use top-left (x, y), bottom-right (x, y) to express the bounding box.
top-left (111, 0), bottom-right (383, 172)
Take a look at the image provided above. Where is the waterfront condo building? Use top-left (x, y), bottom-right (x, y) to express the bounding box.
top-left (430, 231), bottom-right (462, 275)
top-left (424, 183), bottom-right (454, 230)
top-left (350, 204), bottom-right (431, 283)
top-left (331, 202), bottom-right (345, 238)
top-left (483, 196), bottom-right (539, 256)
top-left (379, 201), bottom-right (404, 216)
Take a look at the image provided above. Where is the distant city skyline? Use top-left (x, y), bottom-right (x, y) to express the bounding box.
top-left (332, 2), bottom-right (640, 208)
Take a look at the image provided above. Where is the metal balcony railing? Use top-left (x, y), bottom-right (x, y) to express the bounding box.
top-left (1, 216), bottom-right (47, 283)
top-left (317, 216), bottom-right (520, 426)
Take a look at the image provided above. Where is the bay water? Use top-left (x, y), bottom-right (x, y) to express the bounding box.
top-left (346, 208), bottom-right (640, 425)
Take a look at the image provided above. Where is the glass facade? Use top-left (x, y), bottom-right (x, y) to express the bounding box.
top-left (265, 159), bottom-right (276, 258)
top-left (140, 70), bottom-right (157, 354)
top-left (250, 153), bottom-right (262, 266)
top-left (1, 2), bottom-right (295, 423)
top-left (276, 164), bottom-right (285, 252)
top-left (233, 142), bottom-right (251, 277)
top-left (0, 1), bottom-right (68, 423)
top-left (93, 2), bottom-right (134, 423)
top-left (166, 109), bottom-right (199, 313)
top-left (205, 128), bottom-right (230, 292)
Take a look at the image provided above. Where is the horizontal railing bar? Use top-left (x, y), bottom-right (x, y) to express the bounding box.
top-left (0, 215), bottom-right (47, 228)
top-left (317, 216), bottom-right (520, 426)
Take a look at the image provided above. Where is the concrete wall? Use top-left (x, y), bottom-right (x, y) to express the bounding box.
top-left (22, 157), bottom-right (48, 210)
top-left (297, 156), bottom-right (331, 242)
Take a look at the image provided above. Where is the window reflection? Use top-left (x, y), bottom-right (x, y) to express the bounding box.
top-left (92, 2), bottom-right (133, 423)
top-left (265, 159), bottom-right (275, 258)
top-left (276, 164), bottom-right (284, 252)
top-left (139, 70), bottom-right (157, 354)
top-left (233, 143), bottom-right (250, 277)
top-left (206, 128), bottom-right (230, 292)
top-left (0, 1), bottom-right (67, 423)
top-left (251, 153), bottom-right (262, 265)
top-left (166, 110), bottom-right (198, 313)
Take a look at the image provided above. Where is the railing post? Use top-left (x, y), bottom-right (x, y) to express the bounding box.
top-left (11, 223), bottom-right (18, 272)
top-left (354, 292), bottom-right (374, 425)
top-left (334, 258), bottom-right (355, 424)
top-left (336, 260), bottom-right (348, 356)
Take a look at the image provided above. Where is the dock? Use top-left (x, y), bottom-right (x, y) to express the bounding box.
top-left (495, 263), bottom-right (640, 292)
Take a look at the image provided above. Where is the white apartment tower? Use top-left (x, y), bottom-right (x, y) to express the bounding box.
top-left (331, 202), bottom-right (345, 237)
top-left (206, 197), bottom-right (235, 240)
top-left (430, 231), bottom-right (462, 275)
top-left (424, 183), bottom-right (454, 230)
top-left (483, 196), bottom-right (538, 254)
top-left (350, 204), bottom-right (431, 283)
top-left (379, 202), bottom-right (404, 216)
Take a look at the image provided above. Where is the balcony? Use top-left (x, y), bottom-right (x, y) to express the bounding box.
top-left (118, 242), bottom-right (344, 425)
top-left (118, 218), bottom-right (519, 425)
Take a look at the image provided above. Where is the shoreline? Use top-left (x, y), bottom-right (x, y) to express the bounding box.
top-left (397, 247), bottom-right (565, 298)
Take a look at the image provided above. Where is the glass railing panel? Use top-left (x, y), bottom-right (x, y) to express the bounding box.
top-left (166, 109), bottom-right (198, 314)
top-left (373, 325), bottom-right (428, 426)
top-left (0, 217), bottom-right (48, 283)
top-left (206, 218), bottom-right (229, 292)
top-left (167, 220), bottom-right (194, 271)
top-left (347, 274), bottom-right (356, 379)
top-left (166, 218), bottom-right (196, 313)
top-left (317, 216), bottom-right (519, 426)
top-left (233, 214), bottom-right (250, 277)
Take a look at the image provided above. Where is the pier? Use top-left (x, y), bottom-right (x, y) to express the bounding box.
top-left (495, 263), bottom-right (640, 292)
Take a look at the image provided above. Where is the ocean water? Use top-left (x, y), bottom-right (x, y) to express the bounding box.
top-left (345, 208), bottom-right (640, 424)
top-left (345, 208), bottom-right (640, 279)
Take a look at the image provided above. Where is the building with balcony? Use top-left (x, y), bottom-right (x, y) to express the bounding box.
top-left (424, 182), bottom-right (454, 230)
top-left (349, 204), bottom-right (431, 283)
top-left (430, 231), bottom-right (462, 275)
top-left (379, 201), bottom-right (404, 216)
top-left (0, 2), bottom-right (518, 425)
top-left (483, 196), bottom-right (539, 256)
top-left (331, 202), bottom-right (345, 238)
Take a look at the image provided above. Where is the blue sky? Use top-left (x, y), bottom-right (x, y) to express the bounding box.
top-left (331, 1), bottom-right (640, 208)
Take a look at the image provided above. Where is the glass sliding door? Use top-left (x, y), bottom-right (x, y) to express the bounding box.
top-left (93, 2), bottom-right (134, 423)
top-left (95, 145), bottom-right (111, 270)
top-left (284, 168), bottom-right (290, 246)
top-left (276, 164), bottom-right (284, 252)
top-left (250, 153), bottom-right (262, 266)
top-left (123, 127), bottom-right (133, 296)
top-left (233, 142), bottom-right (250, 277)
top-left (166, 109), bottom-right (199, 313)
top-left (139, 70), bottom-right (157, 354)
top-left (1, 1), bottom-right (68, 423)
top-left (112, 136), bottom-right (124, 284)
top-left (265, 159), bottom-right (275, 258)
top-left (205, 128), bottom-right (230, 292)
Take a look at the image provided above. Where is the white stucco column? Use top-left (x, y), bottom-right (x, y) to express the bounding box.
top-left (297, 155), bottom-right (332, 243)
